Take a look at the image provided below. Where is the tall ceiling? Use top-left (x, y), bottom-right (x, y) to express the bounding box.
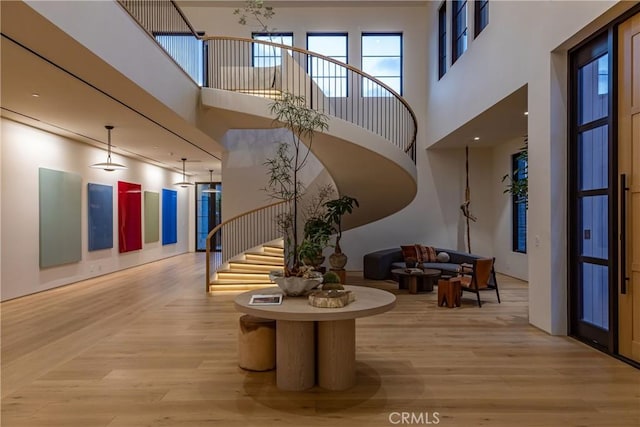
top-left (0, 1), bottom-right (223, 179)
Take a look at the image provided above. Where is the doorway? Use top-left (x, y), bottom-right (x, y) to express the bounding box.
top-left (195, 182), bottom-right (221, 252)
top-left (568, 10), bottom-right (640, 365)
top-left (617, 11), bottom-right (640, 364)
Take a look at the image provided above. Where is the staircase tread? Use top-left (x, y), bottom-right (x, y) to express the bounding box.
top-left (209, 280), bottom-right (274, 285)
top-left (217, 269), bottom-right (272, 275)
top-left (245, 251), bottom-right (284, 258)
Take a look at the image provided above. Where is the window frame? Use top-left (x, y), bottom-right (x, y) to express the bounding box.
top-left (306, 32), bottom-right (349, 98)
top-left (361, 32), bottom-right (403, 96)
top-left (511, 152), bottom-right (528, 254)
top-left (438, 2), bottom-right (447, 79)
top-left (452, 0), bottom-right (468, 64)
top-left (251, 32), bottom-right (294, 68)
top-left (474, 0), bottom-right (489, 38)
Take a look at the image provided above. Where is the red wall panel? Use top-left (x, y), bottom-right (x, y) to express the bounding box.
top-left (118, 181), bottom-right (142, 253)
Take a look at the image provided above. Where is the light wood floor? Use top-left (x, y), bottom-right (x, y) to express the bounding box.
top-left (2, 253), bottom-right (638, 427)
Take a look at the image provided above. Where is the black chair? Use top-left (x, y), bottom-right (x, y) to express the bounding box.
top-left (458, 257), bottom-right (500, 307)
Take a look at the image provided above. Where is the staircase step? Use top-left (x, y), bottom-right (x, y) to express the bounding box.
top-left (208, 282), bottom-right (275, 292)
top-left (226, 264), bottom-right (284, 273)
top-left (217, 266), bottom-right (276, 277)
top-left (230, 259), bottom-right (284, 267)
top-left (245, 253), bottom-right (284, 265)
top-left (262, 245), bottom-right (284, 255)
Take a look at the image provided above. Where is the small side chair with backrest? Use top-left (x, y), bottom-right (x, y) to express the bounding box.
top-left (458, 257), bottom-right (500, 307)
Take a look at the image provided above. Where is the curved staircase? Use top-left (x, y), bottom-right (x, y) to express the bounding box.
top-left (202, 37), bottom-right (418, 292)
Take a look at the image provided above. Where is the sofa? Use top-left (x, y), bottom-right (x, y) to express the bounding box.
top-left (363, 246), bottom-right (491, 281)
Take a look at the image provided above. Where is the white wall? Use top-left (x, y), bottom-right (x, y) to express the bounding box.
top-left (0, 119), bottom-right (190, 301)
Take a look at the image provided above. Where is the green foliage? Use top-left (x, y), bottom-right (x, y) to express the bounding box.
top-left (322, 271), bottom-right (341, 284)
top-left (263, 92), bottom-right (329, 274)
top-left (323, 195), bottom-right (359, 253)
top-left (233, 0), bottom-right (275, 33)
top-left (502, 138), bottom-right (528, 208)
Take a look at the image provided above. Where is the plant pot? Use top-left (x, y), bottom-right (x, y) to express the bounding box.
top-left (269, 272), bottom-right (323, 297)
top-left (329, 252), bottom-right (347, 269)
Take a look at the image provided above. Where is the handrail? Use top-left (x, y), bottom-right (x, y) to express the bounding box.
top-left (203, 35), bottom-right (417, 162)
top-left (117, 0), bottom-right (204, 85)
top-left (205, 201), bottom-right (287, 291)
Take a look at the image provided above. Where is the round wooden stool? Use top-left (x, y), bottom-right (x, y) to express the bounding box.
top-left (238, 315), bottom-right (276, 371)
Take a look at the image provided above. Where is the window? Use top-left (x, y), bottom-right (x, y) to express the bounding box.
top-left (438, 3), bottom-right (447, 79)
top-left (361, 33), bottom-right (402, 96)
top-left (252, 32), bottom-right (293, 67)
top-left (511, 153), bottom-right (527, 253)
top-left (452, 0), bottom-right (468, 63)
top-left (474, 0), bottom-right (488, 37)
top-left (154, 33), bottom-right (204, 85)
top-left (307, 33), bottom-right (348, 97)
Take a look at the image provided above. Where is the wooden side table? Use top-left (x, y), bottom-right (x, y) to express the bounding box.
top-left (438, 277), bottom-right (461, 308)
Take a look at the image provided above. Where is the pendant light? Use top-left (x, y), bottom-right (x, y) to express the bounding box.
top-left (90, 125), bottom-right (127, 171)
top-left (202, 169), bottom-right (220, 193)
top-left (174, 158), bottom-right (194, 187)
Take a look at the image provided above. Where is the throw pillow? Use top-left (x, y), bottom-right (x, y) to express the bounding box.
top-left (400, 245), bottom-right (418, 262)
top-left (416, 245), bottom-right (437, 263)
top-left (436, 251), bottom-right (450, 263)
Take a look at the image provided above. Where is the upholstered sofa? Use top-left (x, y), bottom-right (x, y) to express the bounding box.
top-left (363, 247), bottom-right (489, 281)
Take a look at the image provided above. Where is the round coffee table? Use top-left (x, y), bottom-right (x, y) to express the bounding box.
top-left (391, 268), bottom-right (441, 294)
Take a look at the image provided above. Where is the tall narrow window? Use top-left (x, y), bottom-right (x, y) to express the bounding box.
top-left (438, 3), bottom-right (447, 79)
top-left (307, 33), bottom-right (348, 97)
top-left (452, 0), bottom-right (468, 63)
top-left (474, 0), bottom-right (489, 37)
top-left (361, 33), bottom-right (402, 96)
top-left (511, 153), bottom-right (528, 253)
top-left (252, 32), bottom-right (293, 67)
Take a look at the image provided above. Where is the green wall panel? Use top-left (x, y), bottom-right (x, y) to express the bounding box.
top-left (144, 191), bottom-right (160, 243)
top-left (39, 168), bottom-right (82, 268)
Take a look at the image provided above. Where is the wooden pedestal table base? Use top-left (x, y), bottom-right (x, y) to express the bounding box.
top-left (317, 319), bottom-right (356, 390)
top-left (234, 286), bottom-right (396, 391)
top-left (276, 320), bottom-right (315, 391)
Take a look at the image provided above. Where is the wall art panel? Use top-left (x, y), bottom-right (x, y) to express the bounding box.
top-left (118, 181), bottom-right (142, 253)
top-left (162, 188), bottom-right (177, 245)
top-left (144, 191), bottom-right (160, 243)
top-left (88, 183), bottom-right (113, 251)
top-left (39, 168), bottom-right (82, 268)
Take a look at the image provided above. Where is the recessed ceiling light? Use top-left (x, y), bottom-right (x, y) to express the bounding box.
top-left (31, 93), bottom-right (40, 97)
top-left (473, 137), bottom-right (480, 141)
top-left (524, 111), bottom-right (529, 116)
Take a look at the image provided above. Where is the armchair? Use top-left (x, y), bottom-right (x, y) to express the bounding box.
top-left (458, 258), bottom-right (500, 307)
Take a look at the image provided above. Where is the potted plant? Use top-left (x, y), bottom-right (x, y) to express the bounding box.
top-left (321, 271), bottom-right (344, 291)
top-left (263, 92), bottom-right (329, 295)
top-left (502, 137), bottom-right (528, 208)
top-left (299, 216), bottom-right (333, 268)
top-left (324, 195), bottom-right (359, 269)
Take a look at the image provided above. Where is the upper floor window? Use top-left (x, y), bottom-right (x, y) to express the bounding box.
top-left (438, 3), bottom-right (447, 79)
top-left (252, 32), bottom-right (293, 67)
top-left (452, 0), bottom-right (468, 63)
top-left (307, 33), bottom-right (348, 97)
top-left (474, 0), bottom-right (489, 37)
top-left (361, 33), bottom-right (402, 96)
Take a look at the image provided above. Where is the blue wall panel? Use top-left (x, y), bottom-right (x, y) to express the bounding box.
top-left (88, 183), bottom-right (113, 251)
top-left (162, 189), bottom-right (177, 245)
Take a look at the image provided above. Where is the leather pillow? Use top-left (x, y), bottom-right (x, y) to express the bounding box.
top-left (400, 245), bottom-right (418, 262)
top-left (416, 245), bottom-right (437, 263)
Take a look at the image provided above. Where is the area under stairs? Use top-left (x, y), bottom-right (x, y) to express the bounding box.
top-left (208, 244), bottom-right (284, 292)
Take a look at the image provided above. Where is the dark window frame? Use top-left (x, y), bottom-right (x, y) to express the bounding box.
top-left (438, 2), bottom-right (447, 79)
top-left (306, 32), bottom-right (349, 98)
top-left (361, 32), bottom-right (403, 96)
top-left (452, 0), bottom-right (468, 63)
top-left (511, 153), bottom-right (527, 253)
top-left (474, 0), bottom-right (489, 38)
top-left (251, 32), bottom-right (294, 68)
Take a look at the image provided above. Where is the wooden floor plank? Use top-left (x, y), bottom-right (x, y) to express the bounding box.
top-left (2, 253), bottom-right (639, 426)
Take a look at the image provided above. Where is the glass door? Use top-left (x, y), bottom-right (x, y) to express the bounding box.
top-left (195, 182), bottom-right (221, 252)
top-left (569, 32), bottom-right (614, 350)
